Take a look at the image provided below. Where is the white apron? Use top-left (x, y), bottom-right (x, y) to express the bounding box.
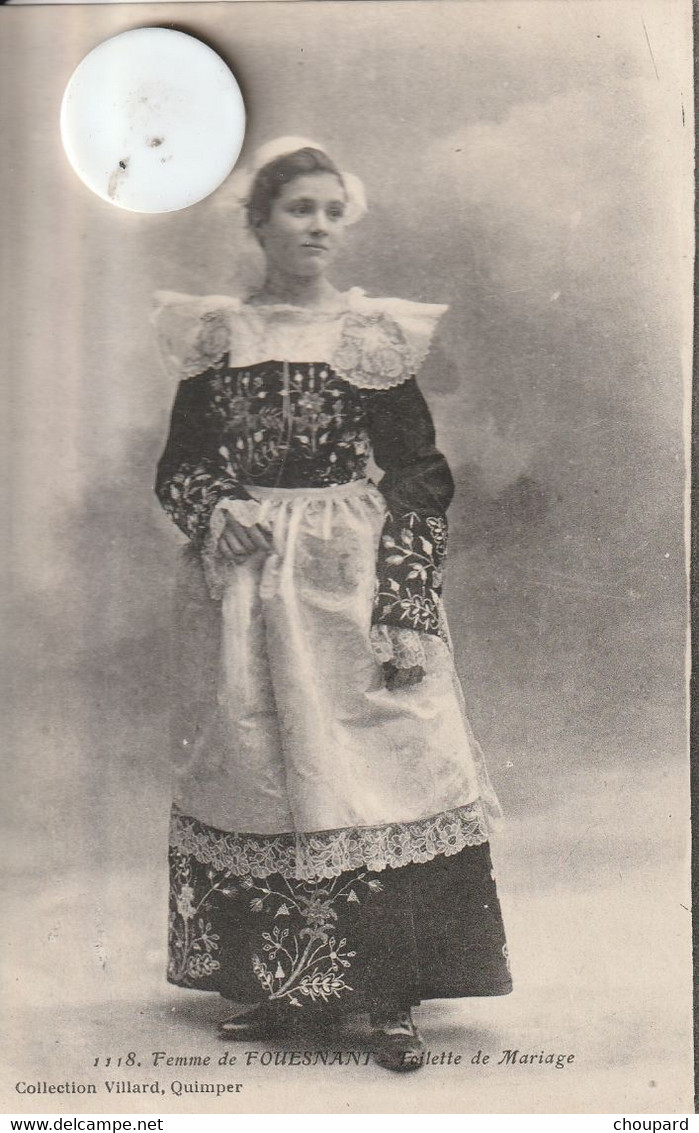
top-left (168, 479), bottom-right (501, 881)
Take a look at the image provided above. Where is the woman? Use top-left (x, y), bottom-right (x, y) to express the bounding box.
top-left (153, 137), bottom-right (511, 1072)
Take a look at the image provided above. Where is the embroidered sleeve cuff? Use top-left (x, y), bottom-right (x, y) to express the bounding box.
top-left (373, 511), bottom-right (448, 637)
top-left (157, 460), bottom-right (251, 547)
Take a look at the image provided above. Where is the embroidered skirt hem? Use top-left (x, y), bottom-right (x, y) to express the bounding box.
top-left (168, 839), bottom-right (512, 1013)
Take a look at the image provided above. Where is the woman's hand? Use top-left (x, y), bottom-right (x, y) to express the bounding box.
top-left (218, 515), bottom-right (272, 565)
top-left (382, 661), bottom-right (426, 691)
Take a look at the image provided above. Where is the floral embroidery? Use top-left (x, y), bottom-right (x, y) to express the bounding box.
top-left (168, 852), bottom-right (228, 983)
top-left (158, 459), bottom-right (248, 545)
top-left (426, 515), bottom-right (448, 557)
top-left (205, 363), bottom-right (370, 486)
top-left (374, 510), bottom-right (448, 635)
top-left (244, 874), bottom-right (379, 1007)
top-left (170, 802), bottom-right (489, 883)
top-left (167, 842), bottom-right (512, 1005)
top-left (168, 848), bottom-right (384, 1006)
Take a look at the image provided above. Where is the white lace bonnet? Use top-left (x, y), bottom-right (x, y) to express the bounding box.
top-left (227, 135), bottom-right (368, 226)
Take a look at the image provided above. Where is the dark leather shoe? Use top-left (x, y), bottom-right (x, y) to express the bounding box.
top-left (217, 1002), bottom-right (285, 1040)
top-left (371, 1009), bottom-right (426, 1071)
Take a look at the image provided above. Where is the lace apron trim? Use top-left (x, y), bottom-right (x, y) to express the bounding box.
top-left (169, 802), bottom-right (490, 883)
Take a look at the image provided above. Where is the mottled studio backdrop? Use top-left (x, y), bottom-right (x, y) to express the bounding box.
top-left (2, 0), bottom-right (692, 1114)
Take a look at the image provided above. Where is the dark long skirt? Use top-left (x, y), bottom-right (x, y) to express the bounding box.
top-left (168, 833), bottom-right (512, 1017)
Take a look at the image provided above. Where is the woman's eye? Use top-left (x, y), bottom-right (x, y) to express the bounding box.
top-left (328, 208), bottom-right (345, 221)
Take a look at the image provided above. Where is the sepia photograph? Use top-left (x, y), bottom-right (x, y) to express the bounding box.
top-left (2, 0), bottom-right (693, 1116)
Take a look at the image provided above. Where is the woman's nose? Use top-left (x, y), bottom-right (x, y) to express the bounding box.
top-left (309, 210), bottom-right (328, 234)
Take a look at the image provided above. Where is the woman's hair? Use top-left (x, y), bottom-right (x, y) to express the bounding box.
top-left (246, 147), bottom-right (346, 229)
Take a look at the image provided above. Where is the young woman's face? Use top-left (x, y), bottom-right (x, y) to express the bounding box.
top-left (256, 172), bottom-right (348, 277)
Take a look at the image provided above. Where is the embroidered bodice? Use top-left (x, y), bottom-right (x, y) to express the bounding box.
top-left (186, 361), bottom-right (370, 489)
top-left (153, 289), bottom-right (453, 636)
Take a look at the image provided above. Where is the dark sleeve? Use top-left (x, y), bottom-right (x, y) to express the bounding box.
top-left (365, 377), bottom-right (453, 637)
top-left (155, 375), bottom-right (250, 546)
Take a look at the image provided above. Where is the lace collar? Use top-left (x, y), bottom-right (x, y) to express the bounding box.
top-left (153, 287), bottom-right (448, 390)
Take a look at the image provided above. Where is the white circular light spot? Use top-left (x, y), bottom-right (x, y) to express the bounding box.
top-left (60, 28), bottom-right (245, 213)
